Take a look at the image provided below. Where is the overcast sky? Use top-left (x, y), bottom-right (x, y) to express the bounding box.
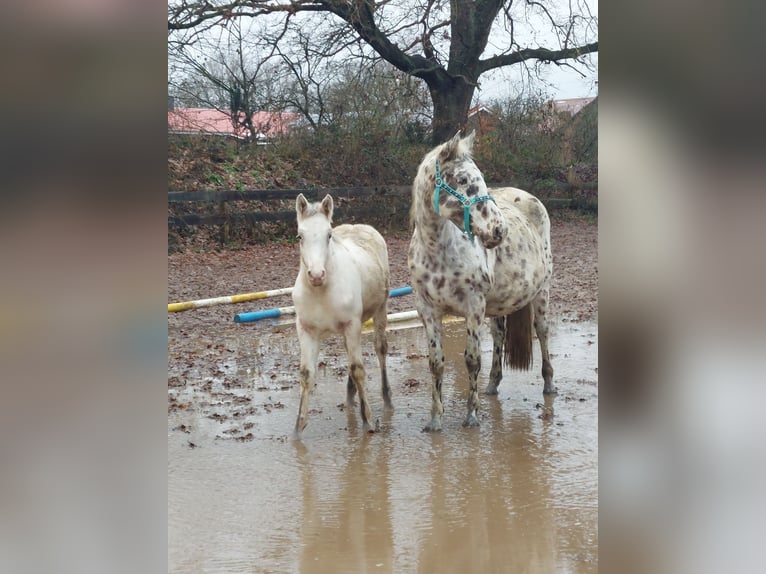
top-left (478, 0), bottom-right (599, 103)
top-left (169, 0), bottom-right (598, 104)
top-left (478, 52), bottom-right (599, 103)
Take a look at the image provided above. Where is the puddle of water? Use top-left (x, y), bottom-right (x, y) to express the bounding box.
top-left (169, 319), bottom-right (598, 573)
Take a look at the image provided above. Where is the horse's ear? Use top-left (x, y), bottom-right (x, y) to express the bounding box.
top-left (320, 194), bottom-right (334, 221)
top-left (462, 130), bottom-right (476, 151)
top-left (296, 193), bottom-right (309, 220)
top-left (439, 131), bottom-right (463, 163)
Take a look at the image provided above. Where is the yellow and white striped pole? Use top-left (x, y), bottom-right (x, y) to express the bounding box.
top-left (362, 309), bottom-right (419, 327)
top-left (168, 286), bottom-right (293, 313)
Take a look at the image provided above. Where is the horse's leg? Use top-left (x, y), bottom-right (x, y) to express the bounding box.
top-left (295, 327), bottom-right (320, 438)
top-left (485, 317), bottom-right (505, 395)
top-left (463, 306), bottom-right (485, 427)
top-left (344, 323), bottom-right (375, 431)
top-left (534, 288), bottom-right (557, 395)
top-left (421, 310), bottom-right (445, 432)
top-left (346, 374), bottom-right (356, 405)
top-left (373, 305), bottom-right (392, 409)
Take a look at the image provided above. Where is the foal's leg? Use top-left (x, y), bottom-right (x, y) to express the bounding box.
top-left (420, 309), bottom-right (445, 432)
top-left (463, 305), bottom-right (486, 427)
top-left (344, 322), bottom-right (375, 431)
top-left (373, 304), bottom-right (392, 409)
top-left (533, 287), bottom-right (556, 395)
top-left (485, 317), bottom-right (505, 395)
top-left (295, 326), bottom-right (321, 438)
top-left (346, 374), bottom-right (356, 405)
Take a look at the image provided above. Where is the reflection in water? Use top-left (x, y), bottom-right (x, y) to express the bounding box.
top-left (168, 320), bottom-right (597, 573)
top-left (296, 434), bottom-right (395, 573)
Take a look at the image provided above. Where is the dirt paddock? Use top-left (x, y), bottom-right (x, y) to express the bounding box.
top-left (168, 210), bottom-right (596, 328)
top-left (167, 210), bottom-right (598, 573)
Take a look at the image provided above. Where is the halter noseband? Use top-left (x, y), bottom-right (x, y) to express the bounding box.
top-left (433, 160), bottom-right (496, 240)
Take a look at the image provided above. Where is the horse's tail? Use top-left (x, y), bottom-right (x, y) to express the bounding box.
top-left (503, 303), bottom-right (534, 370)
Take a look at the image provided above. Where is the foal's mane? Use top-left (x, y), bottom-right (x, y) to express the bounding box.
top-left (409, 131), bottom-right (476, 231)
top-left (299, 202), bottom-right (325, 219)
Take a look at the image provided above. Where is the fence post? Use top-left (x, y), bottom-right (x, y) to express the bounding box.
top-left (219, 198), bottom-right (229, 245)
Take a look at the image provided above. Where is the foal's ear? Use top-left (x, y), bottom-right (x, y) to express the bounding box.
top-left (439, 131), bottom-right (463, 163)
top-left (320, 194), bottom-right (334, 221)
top-left (296, 193), bottom-right (309, 219)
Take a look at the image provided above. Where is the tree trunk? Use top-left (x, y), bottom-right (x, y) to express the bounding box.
top-left (429, 79), bottom-right (476, 145)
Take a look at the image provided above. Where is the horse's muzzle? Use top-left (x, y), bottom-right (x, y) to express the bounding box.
top-left (478, 224), bottom-right (505, 249)
top-left (307, 269), bottom-right (326, 286)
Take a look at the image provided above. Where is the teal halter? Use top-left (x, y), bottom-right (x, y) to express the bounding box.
top-left (433, 160), bottom-right (496, 240)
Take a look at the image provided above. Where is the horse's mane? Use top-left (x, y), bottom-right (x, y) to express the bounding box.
top-left (299, 202), bottom-right (324, 219)
top-left (409, 132), bottom-right (475, 231)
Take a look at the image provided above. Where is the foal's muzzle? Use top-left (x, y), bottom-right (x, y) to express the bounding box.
top-left (307, 268), bottom-right (326, 286)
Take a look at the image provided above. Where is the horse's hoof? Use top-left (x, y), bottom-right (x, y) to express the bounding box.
top-left (362, 421), bottom-right (377, 434)
top-left (543, 385), bottom-right (558, 395)
top-left (422, 421), bottom-right (442, 433)
top-left (462, 414), bottom-right (480, 428)
top-left (484, 386), bottom-right (499, 396)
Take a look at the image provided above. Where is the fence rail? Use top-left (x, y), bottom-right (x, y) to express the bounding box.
top-left (168, 185), bottom-right (410, 203)
top-left (168, 185), bottom-right (595, 230)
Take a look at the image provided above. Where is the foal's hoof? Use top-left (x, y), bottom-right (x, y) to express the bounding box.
top-left (361, 418), bottom-right (381, 434)
top-left (422, 420), bottom-right (442, 433)
top-left (543, 385), bottom-right (558, 395)
top-left (462, 414), bottom-right (480, 428)
top-left (484, 386), bottom-right (499, 396)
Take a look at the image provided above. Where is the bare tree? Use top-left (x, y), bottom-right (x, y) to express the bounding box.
top-left (168, 18), bottom-right (280, 141)
top-left (270, 27), bottom-right (336, 129)
top-left (169, 0), bottom-right (597, 143)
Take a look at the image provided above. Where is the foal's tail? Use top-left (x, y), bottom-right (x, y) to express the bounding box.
top-left (503, 303), bottom-right (533, 370)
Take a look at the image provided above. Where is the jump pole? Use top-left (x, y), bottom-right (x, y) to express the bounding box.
top-left (233, 286), bottom-right (413, 324)
top-left (168, 286), bottom-right (294, 313)
top-left (363, 309), bottom-right (419, 327)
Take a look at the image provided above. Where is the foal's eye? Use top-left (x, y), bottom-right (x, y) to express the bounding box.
top-left (327, 231), bottom-right (332, 241)
top-left (296, 233), bottom-right (303, 242)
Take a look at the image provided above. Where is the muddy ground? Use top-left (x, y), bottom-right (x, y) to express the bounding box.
top-left (167, 211), bottom-right (598, 573)
top-left (168, 210), bottom-right (597, 433)
top-left (168, 210), bottom-right (597, 327)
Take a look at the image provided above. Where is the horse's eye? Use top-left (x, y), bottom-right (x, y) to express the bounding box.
top-left (327, 231), bottom-right (332, 241)
top-left (297, 233), bottom-right (303, 242)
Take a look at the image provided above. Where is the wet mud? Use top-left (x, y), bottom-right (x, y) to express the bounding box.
top-left (169, 318), bottom-right (598, 573)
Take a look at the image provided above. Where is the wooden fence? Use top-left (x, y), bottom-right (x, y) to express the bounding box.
top-left (168, 185), bottom-right (595, 230)
top-left (168, 186), bottom-right (411, 228)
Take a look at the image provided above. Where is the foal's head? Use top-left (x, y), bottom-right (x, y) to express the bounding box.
top-left (295, 193), bottom-right (334, 287)
top-left (421, 131), bottom-right (507, 248)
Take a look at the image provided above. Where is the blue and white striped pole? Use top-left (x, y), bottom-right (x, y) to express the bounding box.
top-left (234, 285), bottom-right (413, 324)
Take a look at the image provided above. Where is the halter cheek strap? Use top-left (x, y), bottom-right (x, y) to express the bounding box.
top-left (433, 161), bottom-right (496, 240)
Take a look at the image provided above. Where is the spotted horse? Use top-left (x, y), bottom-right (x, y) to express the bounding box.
top-left (408, 131), bottom-right (555, 432)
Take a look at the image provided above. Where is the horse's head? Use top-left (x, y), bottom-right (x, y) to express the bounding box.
top-left (295, 193), bottom-right (334, 287)
top-left (428, 131), bottom-right (506, 248)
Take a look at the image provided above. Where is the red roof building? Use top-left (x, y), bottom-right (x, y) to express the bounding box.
top-left (167, 107), bottom-right (300, 141)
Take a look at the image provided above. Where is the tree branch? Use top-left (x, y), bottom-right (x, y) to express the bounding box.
top-left (478, 41), bottom-right (598, 75)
